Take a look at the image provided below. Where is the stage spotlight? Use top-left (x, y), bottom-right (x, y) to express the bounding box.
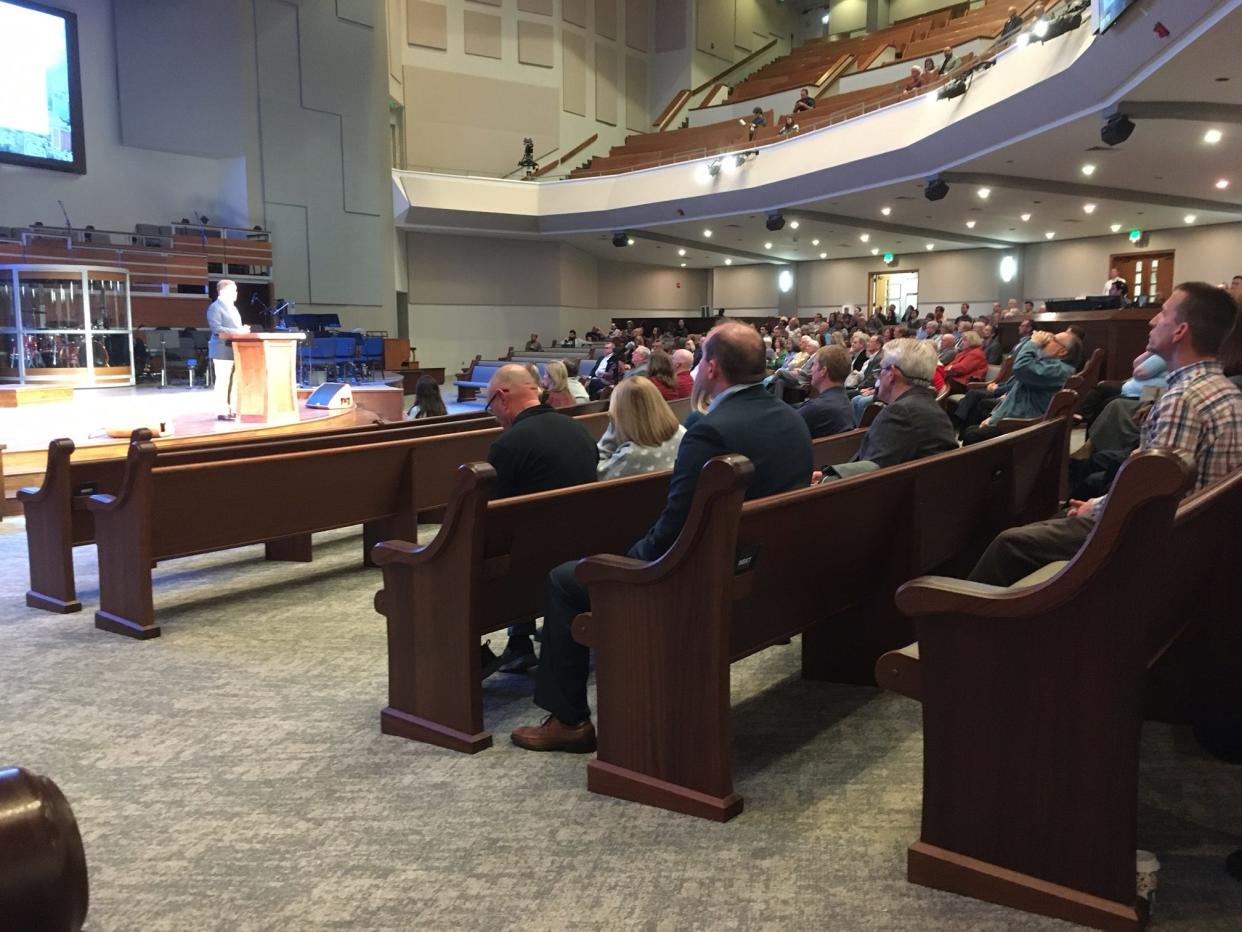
top-left (765, 212), bottom-right (785, 232)
top-left (1101, 113), bottom-right (1135, 146)
top-left (707, 158), bottom-right (723, 178)
top-left (1039, 10), bottom-right (1082, 43)
top-left (612, 232), bottom-right (629, 247)
top-left (924, 178), bottom-right (950, 201)
top-left (937, 77), bottom-right (968, 101)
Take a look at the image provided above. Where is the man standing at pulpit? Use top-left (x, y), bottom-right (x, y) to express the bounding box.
top-left (206, 279), bottom-right (248, 420)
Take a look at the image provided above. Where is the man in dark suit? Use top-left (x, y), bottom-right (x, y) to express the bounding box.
top-left (482, 365), bottom-right (598, 675)
top-left (823, 338), bottom-right (956, 478)
top-left (797, 345), bottom-right (855, 439)
top-left (512, 323), bottom-right (813, 752)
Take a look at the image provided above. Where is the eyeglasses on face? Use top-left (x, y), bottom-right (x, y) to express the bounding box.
top-left (485, 389), bottom-right (506, 412)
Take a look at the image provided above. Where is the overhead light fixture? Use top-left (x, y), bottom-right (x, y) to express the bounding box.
top-left (1110, 223), bottom-right (1122, 233)
top-left (1083, 203), bottom-right (1096, 214)
top-left (764, 242), bottom-right (772, 249)
top-left (1204, 128), bottom-right (1223, 144)
top-left (999, 255), bottom-right (1018, 283)
top-left (1184, 214), bottom-right (1197, 224)
top-left (777, 269), bottom-right (794, 294)
top-left (870, 248), bottom-right (879, 256)
top-left (977, 187), bottom-right (991, 199)
top-left (811, 238), bottom-right (820, 246)
top-left (677, 248), bottom-right (686, 256)
top-left (965, 220), bottom-right (977, 229)
top-left (765, 212), bottom-right (785, 232)
top-left (724, 258), bottom-right (732, 265)
top-left (1045, 231), bottom-right (1056, 239)
top-left (925, 243), bottom-right (935, 250)
top-left (680, 262), bottom-right (687, 267)
top-left (819, 251), bottom-right (828, 259)
top-left (1081, 164), bottom-right (1096, 177)
top-left (703, 229), bottom-right (712, 237)
top-left (859, 233), bottom-right (870, 242)
top-left (1020, 213), bottom-right (1032, 222)
top-left (880, 207), bottom-right (892, 216)
top-left (1216, 178), bottom-right (1230, 190)
top-left (925, 177), bottom-right (950, 201)
top-left (821, 12), bottom-right (829, 25)
top-left (1101, 113), bottom-right (1135, 146)
top-left (789, 220), bottom-right (800, 229)
top-left (611, 232), bottom-right (628, 247)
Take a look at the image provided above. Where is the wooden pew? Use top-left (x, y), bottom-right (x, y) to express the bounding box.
top-left (571, 419), bottom-right (1069, 820)
top-left (371, 428), bottom-right (868, 753)
top-left (870, 450), bottom-right (1239, 931)
top-left (78, 408), bottom-right (623, 639)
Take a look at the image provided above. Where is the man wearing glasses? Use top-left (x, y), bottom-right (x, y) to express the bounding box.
top-left (481, 365), bottom-right (598, 676)
top-left (961, 328), bottom-right (1078, 445)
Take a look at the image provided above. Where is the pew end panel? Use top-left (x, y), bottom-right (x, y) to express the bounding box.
top-left (20, 439), bottom-right (83, 614)
top-left (885, 451), bottom-right (1189, 930)
top-left (374, 462), bottom-right (496, 754)
top-left (575, 456), bottom-right (754, 822)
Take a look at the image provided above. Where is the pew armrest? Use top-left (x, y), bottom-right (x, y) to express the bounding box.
top-left (997, 415), bottom-right (1039, 433)
top-left (17, 485), bottom-right (46, 503)
top-left (875, 642), bottom-right (921, 701)
top-left (83, 492), bottom-right (118, 512)
top-left (369, 538), bottom-right (429, 567)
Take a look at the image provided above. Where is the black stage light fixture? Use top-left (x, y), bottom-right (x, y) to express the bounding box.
top-left (938, 77), bottom-right (968, 100)
top-left (1101, 113), bottom-right (1135, 146)
top-left (1040, 10), bottom-right (1083, 42)
top-left (707, 157), bottom-right (724, 178)
top-left (612, 231), bottom-right (628, 247)
top-left (924, 178), bottom-right (950, 201)
top-left (766, 211), bottom-right (785, 231)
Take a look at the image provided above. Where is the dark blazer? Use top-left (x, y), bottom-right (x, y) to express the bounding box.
top-left (851, 386), bottom-right (957, 468)
top-left (797, 385), bottom-right (854, 439)
top-left (486, 405), bottom-right (598, 499)
top-left (629, 382), bottom-right (813, 562)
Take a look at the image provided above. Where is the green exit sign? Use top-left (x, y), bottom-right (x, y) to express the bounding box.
top-left (1129, 229), bottom-right (1143, 243)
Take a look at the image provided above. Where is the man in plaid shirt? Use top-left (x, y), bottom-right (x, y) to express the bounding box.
top-left (969, 282), bottom-right (1242, 586)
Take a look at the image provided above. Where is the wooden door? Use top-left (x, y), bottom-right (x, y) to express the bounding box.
top-left (1110, 251), bottom-right (1175, 303)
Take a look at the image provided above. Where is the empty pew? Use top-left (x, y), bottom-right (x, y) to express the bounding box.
top-left (871, 450), bottom-right (1242, 931)
top-left (571, 418), bottom-right (1069, 820)
top-left (371, 427), bottom-right (868, 753)
top-left (81, 409), bottom-right (621, 639)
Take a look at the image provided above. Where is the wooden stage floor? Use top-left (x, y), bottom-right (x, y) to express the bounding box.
top-left (1, 385), bottom-right (374, 517)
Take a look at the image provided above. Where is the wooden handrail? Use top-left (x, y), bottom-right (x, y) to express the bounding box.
top-left (653, 89), bottom-right (691, 131)
top-left (531, 133), bottom-right (598, 177)
top-left (691, 38), bottom-right (778, 95)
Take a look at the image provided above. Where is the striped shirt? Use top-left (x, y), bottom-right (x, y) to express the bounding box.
top-left (1087, 359), bottom-right (1242, 516)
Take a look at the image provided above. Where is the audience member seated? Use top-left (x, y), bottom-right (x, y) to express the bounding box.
top-left (767, 335), bottom-right (817, 397)
top-left (793, 87), bottom-right (817, 112)
top-left (904, 67), bottom-right (926, 92)
top-left (821, 339), bottom-right (956, 479)
top-left (778, 116), bottom-right (799, 136)
top-left (938, 45), bottom-right (958, 73)
top-left (561, 329), bottom-right (578, 348)
top-left (942, 330), bottom-right (989, 393)
top-left (596, 377), bottom-right (686, 480)
top-left (922, 57), bottom-right (939, 78)
top-left (937, 333), bottom-right (959, 365)
top-left (511, 322), bottom-right (813, 752)
top-left (961, 329), bottom-right (1078, 445)
top-left (969, 282), bottom-right (1242, 586)
top-left (406, 374), bottom-right (447, 419)
top-left (1077, 351), bottom-right (1168, 426)
top-left (587, 340), bottom-right (625, 398)
top-left (525, 333), bottom-right (543, 352)
top-left (1000, 5), bottom-right (1023, 37)
top-left (542, 360), bottom-right (577, 409)
top-left (740, 107), bottom-right (766, 139)
top-left (626, 344), bottom-right (652, 379)
top-left (848, 331), bottom-right (868, 371)
top-left (646, 349), bottom-right (681, 401)
top-left (481, 365), bottom-right (599, 677)
top-left (797, 345), bottom-right (855, 439)
top-left (671, 348), bottom-right (695, 397)
top-left (981, 321), bottom-right (1003, 365)
top-left (563, 359), bottom-right (591, 403)
top-left (848, 334), bottom-right (886, 421)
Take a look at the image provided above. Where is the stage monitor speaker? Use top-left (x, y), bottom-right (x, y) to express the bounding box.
top-left (305, 382), bottom-right (353, 409)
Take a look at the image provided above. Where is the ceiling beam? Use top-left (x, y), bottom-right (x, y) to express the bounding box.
top-left (1112, 101), bottom-right (1242, 124)
top-left (939, 172), bottom-right (1242, 216)
top-left (791, 209), bottom-right (1015, 248)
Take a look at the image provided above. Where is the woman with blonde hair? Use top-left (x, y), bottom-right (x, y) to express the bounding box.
top-left (597, 376), bottom-right (686, 479)
top-left (542, 359), bottom-right (576, 408)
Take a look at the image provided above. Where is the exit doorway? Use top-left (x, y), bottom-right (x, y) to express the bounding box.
top-left (869, 270), bottom-right (919, 317)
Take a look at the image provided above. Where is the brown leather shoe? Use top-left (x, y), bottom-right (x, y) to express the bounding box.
top-left (511, 715), bottom-right (597, 753)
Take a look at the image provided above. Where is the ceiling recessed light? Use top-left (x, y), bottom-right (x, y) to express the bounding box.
top-left (1045, 231), bottom-right (1056, 239)
top-left (1184, 214), bottom-right (1197, 224)
top-left (1216, 178), bottom-right (1230, 190)
top-left (1110, 223), bottom-right (1122, 233)
top-left (790, 220), bottom-right (800, 229)
top-left (811, 238), bottom-right (820, 246)
top-left (1020, 213), bottom-right (1032, 222)
top-left (1083, 203), bottom-right (1097, 214)
top-left (870, 248), bottom-right (879, 256)
top-left (925, 243), bottom-right (935, 250)
top-left (880, 207), bottom-right (892, 216)
top-left (819, 252), bottom-right (828, 259)
top-left (1081, 164), bottom-right (1096, 176)
top-left (724, 258), bottom-right (732, 264)
top-left (1204, 128), bottom-right (1223, 144)
top-left (680, 262), bottom-right (687, 267)
top-left (977, 187), bottom-right (991, 199)
top-left (677, 248), bottom-right (686, 256)
top-left (703, 229), bottom-right (712, 237)
top-left (965, 220), bottom-right (976, 229)
top-left (859, 233), bottom-right (870, 242)
top-left (764, 241), bottom-right (772, 249)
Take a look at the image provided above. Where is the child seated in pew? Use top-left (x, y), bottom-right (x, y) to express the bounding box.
top-left (406, 375), bottom-right (447, 419)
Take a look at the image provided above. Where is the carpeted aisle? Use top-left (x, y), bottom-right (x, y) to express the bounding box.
top-left (0, 517), bottom-right (1238, 930)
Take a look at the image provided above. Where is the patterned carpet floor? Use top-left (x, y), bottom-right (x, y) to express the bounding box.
top-left (0, 517), bottom-right (1239, 930)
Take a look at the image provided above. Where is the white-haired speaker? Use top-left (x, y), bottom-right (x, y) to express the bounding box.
top-left (305, 382), bottom-right (353, 409)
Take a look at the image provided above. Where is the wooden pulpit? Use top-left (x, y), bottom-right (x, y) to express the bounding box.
top-left (228, 332), bottom-right (306, 424)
